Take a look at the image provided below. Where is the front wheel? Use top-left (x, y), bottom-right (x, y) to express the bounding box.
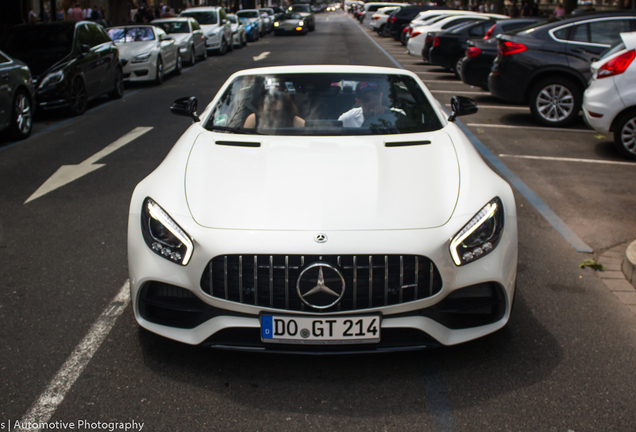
top-left (174, 55), bottom-right (182, 75)
top-left (9, 90), bottom-right (32, 140)
top-left (154, 58), bottom-right (163, 85)
top-left (613, 110), bottom-right (636, 160)
top-left (453, 56), bottom-right (463, 79)
top-left (69, 77), bottom-right (88, 116)
top-left (190, 47), bottom-right (196, 65)
top-left (217, 38), bottom-right (227, 55)
top-left (529, 77), bottom-right (581, 127)
top-left (108, 67), bottom-right (124, 100)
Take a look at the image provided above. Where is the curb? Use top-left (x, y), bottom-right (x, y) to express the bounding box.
top-left (596, 241), bottom-right (636, 316)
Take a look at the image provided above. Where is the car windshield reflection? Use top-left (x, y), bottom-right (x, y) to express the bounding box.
top-left (108, 27), bottom-right (155, 42)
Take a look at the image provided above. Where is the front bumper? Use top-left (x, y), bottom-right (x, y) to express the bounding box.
top-left (122, 57), bottom-right (157, 82)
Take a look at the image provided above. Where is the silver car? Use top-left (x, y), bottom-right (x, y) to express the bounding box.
top-left (226, 14), bottom-right (247, 48)
top-left (151, 17), bottom-right (207, 65)
top-left (237, 10), bottom-right (265, 38)
top-left (180, 7), bottom-right (233, 55)
top-left (0, 49), bottom-right (33, 140)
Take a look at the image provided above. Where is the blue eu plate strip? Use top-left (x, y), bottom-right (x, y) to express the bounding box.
top-left (261, 316), bottom-right (273, 339)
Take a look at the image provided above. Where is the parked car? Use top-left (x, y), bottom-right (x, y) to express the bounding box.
top-left (407, 14), bottom-right (506, 57)
top-left (460, 18), bottom-right (547, 90)
top-left (0, 21), bottom-right (123, 117)
top-left (274, 12), bottom-right (309, 35)
top-left (289, 3), bottom-right (316, 31)
top-left (583, 32), bottom-right (636, 159)
top-left (0, 49), bottom-right (34, 140)
top-left (180, 6), bottom-right (233, 55)
top-left (236, 10), bottom-right (265, 38)
top-left (370, 6), bottom-right (400, 36)
top-left (127, 65), bottom-right (518, 352)
top-left (151, 17), bottom-right (207, 65)
top-left (360, 2), bottom-right (406, 27)
top-left (227, 14), bottom-right (247, 48)
top-left (108, 25), bottom-right (182, 85)
top-left (239, 16), bottom-right (260, 42)
top-left (489, 12), bottom-right (636, 127)
top-left (387, 6), bottom-right (450, 43)
top-left (260, 10), bottom-right (274, 34)
top-left (429, 17), bottom-right (540, 78)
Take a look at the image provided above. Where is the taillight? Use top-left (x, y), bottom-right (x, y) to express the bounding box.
top-left (483, 24), bottom-right (496, 40)
top-left (402, 27), bottom-right (409, 33)
top-left (466, 47), bottom-right (482, 58)
top-left (391, 16), bottom-right (396, 23)
top-left (372, 16), bottom-right (379, 20)
top-left (433, 36), bottom-right (440, 47)
top-left (411, 31), bottom-right (421, 38)
top-left (597, 49), bottom-right (635, 79)
top-left (425, 34), bottom-right (433, 44)
top-left (498, 41), bottom-right (527, 56)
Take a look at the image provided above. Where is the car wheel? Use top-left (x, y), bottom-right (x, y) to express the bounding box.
top-left (453, 56), bottom-right (463, 79)
top-left (69, 77), bottom-right (87, 116)
top-left (529, 77), bottom-right (581, 127)
top-left (613, 110), bottom-right (636, 160)
top-left (218, 38), bottom-right (227, 55)
top-left (174, 55), bottom-right (182, 75)
top-left (154, 58), bottom-right (163, 85)
top-left (190, 47), bottom-right (196, 65)
top-left (108, 66), bottom-right (124, 100)
top-left (242, 33), bottom-right (247, 47)
top-left (228, 36), bottom-right (234, 52)
top-left (9, 90), bottom-right (32, 140)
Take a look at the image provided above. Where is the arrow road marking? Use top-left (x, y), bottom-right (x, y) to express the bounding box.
top-left (24, 126), bottom-right (153, 204)
top-left (253, 51), bottom-right (270, 61)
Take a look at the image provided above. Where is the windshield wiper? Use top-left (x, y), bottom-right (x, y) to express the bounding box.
top-left (207, 126), bottom-right (264, 135)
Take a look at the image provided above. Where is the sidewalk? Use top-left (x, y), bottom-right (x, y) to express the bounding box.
top-left (596, 240), bottom-right (636, 315)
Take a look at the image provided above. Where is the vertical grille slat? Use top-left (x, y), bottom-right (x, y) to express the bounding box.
top-left (203, 254), bottom-right (442, 313)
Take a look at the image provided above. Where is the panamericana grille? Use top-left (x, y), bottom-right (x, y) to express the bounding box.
top-left (200, 255), bottom-right (443, 312)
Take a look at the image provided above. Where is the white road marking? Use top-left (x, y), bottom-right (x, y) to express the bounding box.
top-left (422, 80), bottom-right (469, 84)
top-left (19, 281), bottom-right (130, 431)
top-left (445, 104), bottom-right (529, 110)
top-left (499, 154), bottom-right (636, 166)
top-left (467, 123), bottom-right (595, 133)
top-left (430, 90), bottom-right (490, 95)
top-left (24, 127), bottom-right (153, 204)
top-left (253, 51), bottom-right (270, 61)
top-left (415, 71), bottom-right (450, 75)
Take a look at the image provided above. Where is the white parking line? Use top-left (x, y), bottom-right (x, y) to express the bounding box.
top-left (431, 90), bottom-right (490, 95)
top-left (467, 123), bottom-right (595, 133)
top-left (18, 281), bottom-right (130, 431)
top-left (445, 104), bottom-right (529, 110)
top-left (422, 80), bottom-right (468, 84)
top-left (415, 71), bottom-right (451, 75)
top-left (499, 154), bottom-right (636, 166)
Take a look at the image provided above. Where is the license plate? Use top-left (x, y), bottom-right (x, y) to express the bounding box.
top-left (261, 315), bottom-right (380, 344)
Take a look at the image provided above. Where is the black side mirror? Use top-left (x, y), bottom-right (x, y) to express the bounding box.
top-left (170, 96), bottom-right (200, 122)
top-left (448, 96), bottom-right (478, 122)
top-left (80, 44), bottom-right (91, 55)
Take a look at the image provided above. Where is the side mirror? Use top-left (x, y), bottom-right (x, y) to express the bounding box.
top-left (170, 96), bottom-right (200, 122)
top-left (79, 44), bottom-right (91, 55)
top-left (160, 34), bottom-right (172, 41)
top-left (222, 19), bottom-right (227, 24)
top-left (448, 96), bottom-right (478, 122)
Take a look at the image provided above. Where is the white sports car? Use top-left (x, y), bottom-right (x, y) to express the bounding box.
top-left (127, 65), bottom-right (518, 353)
top-left (108, 25), bottom-right (181, 84)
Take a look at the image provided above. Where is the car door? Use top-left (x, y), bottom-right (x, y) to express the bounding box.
top-left (74, 23), bottom-right (103, 97)
top-left (0, 52), bottom-right (12, 129)
top-left (565, 17), bottom-right (634, 79)
top-left (88, 23), bottom-right (119, 94)
top-left (190, 19), bottom-right (205, 55)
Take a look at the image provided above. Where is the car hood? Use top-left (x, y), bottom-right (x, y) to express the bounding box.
top-left (184, 131), bottom-right (460, 230)
top-left (116, 41), bottom-right (156, 59)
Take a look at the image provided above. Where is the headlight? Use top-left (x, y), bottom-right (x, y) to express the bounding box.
top-left (450, 197), bottom-right (504, 266)
top-left (298, 21), bottom-right (304, 26)
top-left (274, 22), bottom-right (280, 27)
top-left (141, 198), bottom-right (194, 266)
top-left (39, 70), bottom-right (64, 88)
top-left (132, 52), bottom-right (151, 63)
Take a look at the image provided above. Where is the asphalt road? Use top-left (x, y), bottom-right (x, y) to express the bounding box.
top-left (1, 11), bottom-right (636, 432)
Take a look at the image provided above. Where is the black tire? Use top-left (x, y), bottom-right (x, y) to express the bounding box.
top-left (69, 77), bottom-right (87, 116)
top-left (613, 109), bottom-right (636, 160)
top-left (453, 56), bottom-right (463, 79)
top-left (9, 90), bottom-right (32, 140)
top-left (529, 77), bottom-right (581, 127)
top-left (154, 58), bottom-right (163, 85)
top-left (174, 54), bottom-right (182, 76)
top-left (217, 38), bottom-right (227, 55)
top-left (108, 66), bottom-right (124, 100)
top-left (241, 33), bottom-right (247, 47)
top-left (190, 46), bottom-right (196, 65)
top-left (199, 45), bottom-right (207, 61)
top-left (228, 36), bottom-right (234, 52)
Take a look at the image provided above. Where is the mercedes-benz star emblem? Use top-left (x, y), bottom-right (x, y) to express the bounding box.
top-left (296, 263), bottom-right (345, 309)
top-left (314, 233), bottom-right (328, 243)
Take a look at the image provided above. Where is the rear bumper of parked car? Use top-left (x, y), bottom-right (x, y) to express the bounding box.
top-left (488, 68), bottom-right (527, 105)
top-left (583, 77), bottom-right (623, 135)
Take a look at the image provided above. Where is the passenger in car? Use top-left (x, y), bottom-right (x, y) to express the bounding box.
top-left (243, 89), bottom-right (305, 129)
top-left (338, 81), bottom-right (388, 127)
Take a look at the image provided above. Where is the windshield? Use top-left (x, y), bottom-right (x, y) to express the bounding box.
top-left (181, 11), bottom-right (218, 24)
top-left (237, 10), bottom-right (259, 18)
top-left (290, 4), bottom-right (311, 13)
top-left (153, 21), bottom-right (189, 34)
top-left (207, 73), bottom-right (442, 136)
top-left (0, 23), bottom-right (75, 75)
top-left (283, 13), bottom-right (303, 20)
top-left (108, 27), bottom-right (155, 42)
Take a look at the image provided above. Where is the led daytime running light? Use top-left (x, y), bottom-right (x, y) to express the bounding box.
top-left (146, 199), bottom-right (194, 265)
top-left (450, 201), bottom-right (498, 266)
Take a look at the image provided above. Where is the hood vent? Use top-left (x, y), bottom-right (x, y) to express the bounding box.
top-left (215, 140), bottom-right (260, 148)
top-left (385, 140), bottom-right (431, 147)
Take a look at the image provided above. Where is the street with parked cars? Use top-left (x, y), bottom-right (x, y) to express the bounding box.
top-left (1, 5), bottom-right (636, 432)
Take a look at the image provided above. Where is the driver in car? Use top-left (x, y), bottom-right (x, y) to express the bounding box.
top-left (338, 81), bottom-right (388, 127)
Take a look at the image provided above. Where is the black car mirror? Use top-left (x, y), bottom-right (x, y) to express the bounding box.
top-left (448, 96), bottom-right (478, 122)
top-left (170, 96), bottom-right (200, 122)
top-left (79, 44), bottom-right (91, 55)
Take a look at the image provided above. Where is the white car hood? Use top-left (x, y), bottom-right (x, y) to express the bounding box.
top-left (116, 41), bottom-right (156, 59)
top-left (184, 131), bottom-right (460, 230)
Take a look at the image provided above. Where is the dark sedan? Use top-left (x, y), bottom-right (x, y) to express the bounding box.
top-left (430, 18), bottom-right (543, 78)
top-left (0, 49), bottom-right (34, 140)
top-left (274, 12), bottom-right (309, 35)
top-left (488, 12), bottom-right (636, 126)
top-left (0, 21), bottom-right (123, 117)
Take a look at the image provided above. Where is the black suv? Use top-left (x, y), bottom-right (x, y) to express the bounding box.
top-left (488, 12), bottom-right (636, 127)
top-left (0, 21), bottom-right (123, 117)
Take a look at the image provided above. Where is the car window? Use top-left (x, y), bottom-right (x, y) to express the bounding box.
top-left (441, 17), bottom-right (477, 29)
top-left (290, 4), bottom-right (311, 13)
top-left (75, 24), bottom-right (91, 48)
top-left (83, 23), bottom-right (110, 47)
top-left (181, 11), bottom-right (218, 25)
top-left (155, 21), bottom-right (190, 33)
top-left (227, 15), bottom-right (237, 24)
top-left (191, 20), bottom-right (200, 31)
top-left (207, 73), bottom-right (443, 136)
top-left (237, 11), bottom-right (259, 18)
top-left (589, 19), bottom-right (631, 45)
top-left (570, 23), bottom-right (589, 42)
top-left (107, 27), bottom-right (156, 42)
top-left (219, 9), bottom-right (227, 21)
top-left (0, 52), bottom-right (9, 63)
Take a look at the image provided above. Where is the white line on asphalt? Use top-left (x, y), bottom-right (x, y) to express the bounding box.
top-left (445, 104), bottom-right (529, 110)
top-left (423, 80), bottom-right (469, 84)
top-left (253, 51), bottom-right (270, 61)
top-left (499, 154), bottom-right (636, 166)
top-left (467, 123), bottom-right (595, 133)
top-left (415, 71), bottom-right (450, 75)
top-left (19, 281), bottom-right (130, 431)
top-left (431, 90), bottom-right (490, 94)
top-left (24, 126), bottom-right (153, 204)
